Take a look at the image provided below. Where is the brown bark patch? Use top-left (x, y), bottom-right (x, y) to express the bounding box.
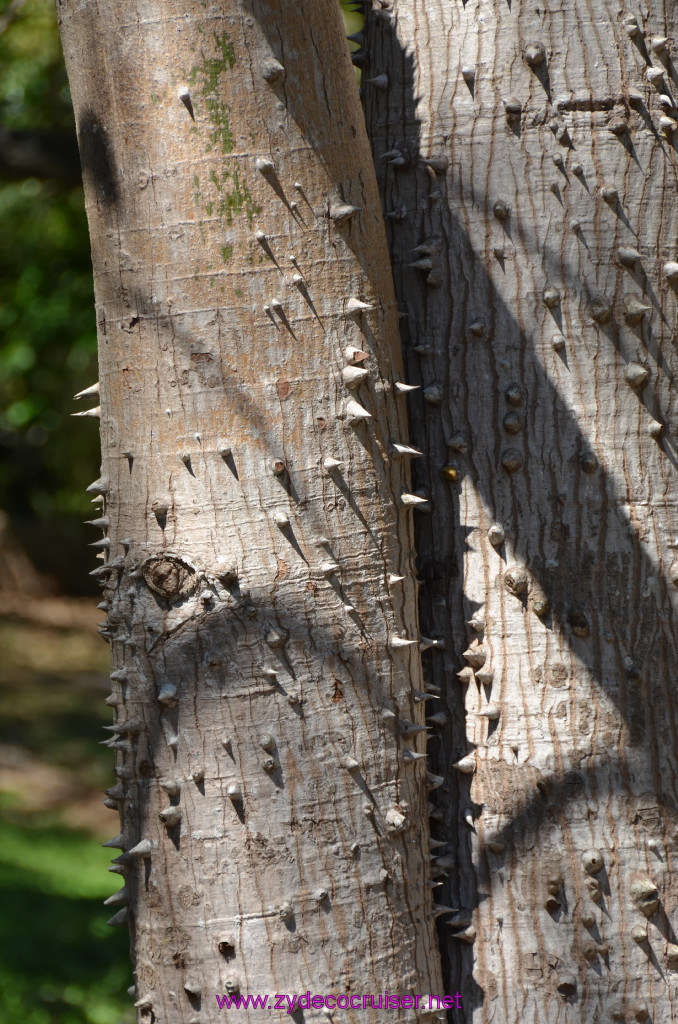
top-left (142, 555), bottom-right (197, 599)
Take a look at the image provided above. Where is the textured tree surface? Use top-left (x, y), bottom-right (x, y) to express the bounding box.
top-left (57, 0), bottom-right (445, 1019)
top-left (362, 0), bottom-right (678, 1020)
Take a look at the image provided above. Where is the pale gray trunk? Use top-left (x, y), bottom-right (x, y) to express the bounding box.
top-left (362, 0), bottom-right (678, 1020)
top-left (57, 0), bottom-right (444, 1018)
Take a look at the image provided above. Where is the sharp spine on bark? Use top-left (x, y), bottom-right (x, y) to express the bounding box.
top-left (345, 297), bottom-right (374, 315)
top-left (89, 556), bottom-right (124, 578)
top-left (274, 510), bottom-right (289, 526)
top-left (623, 296), bottom-right (651, 324)
top-left (128, 839), bottom-right (152, 858)
top-left (543, 286), bottom-right (561, 308)
top-left (488, 523), bottom-right (506, 546)
top-left (323, 457), bottom-right (343, 471)
top-left (433, 905), bottom-right (458, 918)
top-left (463, 646), bottom-right (487, 668)
top-left (74, 382), bottom-right (100, 400)
top-left (414, 689), bottom-right (438, 703)
top-left (422, 156), bottom-right (449, 175)
top-left (261, 58), bottom-right (285, 83)
top-left (623, 13), bottom-right (639, 36)
top-left (390, 636), bottom-right (417, 649)
top-left (426, 773), bottom-right (445, 791)
top-left (367, 74), bottom-right (388, 90)
top-left (329, 203), bottom-right (360, 223)
top-left (423, 383), bottom-right (443, 405)
top-left (227, 783), bottom-right (243, 802)
top-left (387, 574), bottom-right (405, 585)
top-left (600, 185), bottom-right (618, 202)
top-left (447, 433), bottom-right (468, 452)
top-left (85, 517), bottom-right (109, 529)
top-left (386, 204), bottom-right (407, 220)
top-left (102, 833), bottom-right (125, 849)
top-left (400, 492), bottom-right (430, 508)
top-left (394, 381), bottom-right (420, 394)
top-left (400, 720), bottom-right (429, 737)
top-left (454, 755), bottom-right (477, 774)
top-left (177, 85), bottom-right (194, 119)
top-left (255, 156), bottom-right (275, 174)
top-left (624, 363), bottom-right (650, 388)
top-left (158, 683), bottom-right (179, 706)
top-left (107, 907), bottom-right (129, 927)
top-left (159, 806), bottom-right (182, 827)
top-left (493, 200), bottom-right (509, 223)
top-left (391, 442), bottom-right (423, 458)
top-left (420, 636), bottom-right (444, 651)
top-left (342, 366), bottom-right (369, 388)
top-left (403, 750), bottom-right (427, 763)
top-left (524, 42), bottom-right (546, 66)
top-left (345, 400), bottom-right (372, 423)
top-left (663, 261), bottom-right (678, 282)
top-left (104, 886), bottom-right (129, 906)
top-left (345, 346), bottom-right (369, 364)
top-left (461, 66), bottom-right (475, 84)
top-left (86, 478), bottom-right (109, 496)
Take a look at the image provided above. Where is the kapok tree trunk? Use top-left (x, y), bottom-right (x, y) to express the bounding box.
top-left (57, 0), bottom-right (445, 1018)
top-left (362, 0), bottom-right (678, 1020)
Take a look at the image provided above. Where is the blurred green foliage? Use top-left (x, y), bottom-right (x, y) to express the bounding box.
top-left (0, 810), bottom-right (134, 1024)
top-left (0, 615), bottom-right (133, 1024)
top-left (0, 0), bottom-right (99, 594)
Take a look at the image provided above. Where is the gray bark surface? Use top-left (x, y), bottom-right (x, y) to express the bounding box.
top-left (57, 0), bottom-right (445, 1019)
top-left (362, 0), bottom-right (678, 1020)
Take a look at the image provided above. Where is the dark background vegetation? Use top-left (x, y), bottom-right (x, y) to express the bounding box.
top-left (0, 1), bottom-right (360, 1021)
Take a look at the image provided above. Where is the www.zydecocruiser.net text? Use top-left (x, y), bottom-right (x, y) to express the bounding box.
top-left (215, 992), bottom-right (463, 1012)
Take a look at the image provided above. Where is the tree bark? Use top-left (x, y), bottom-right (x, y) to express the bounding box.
top-left (363, 0), bottom-right (678, 1020)
top-left (57, 0), bottom-right (444, 1018)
